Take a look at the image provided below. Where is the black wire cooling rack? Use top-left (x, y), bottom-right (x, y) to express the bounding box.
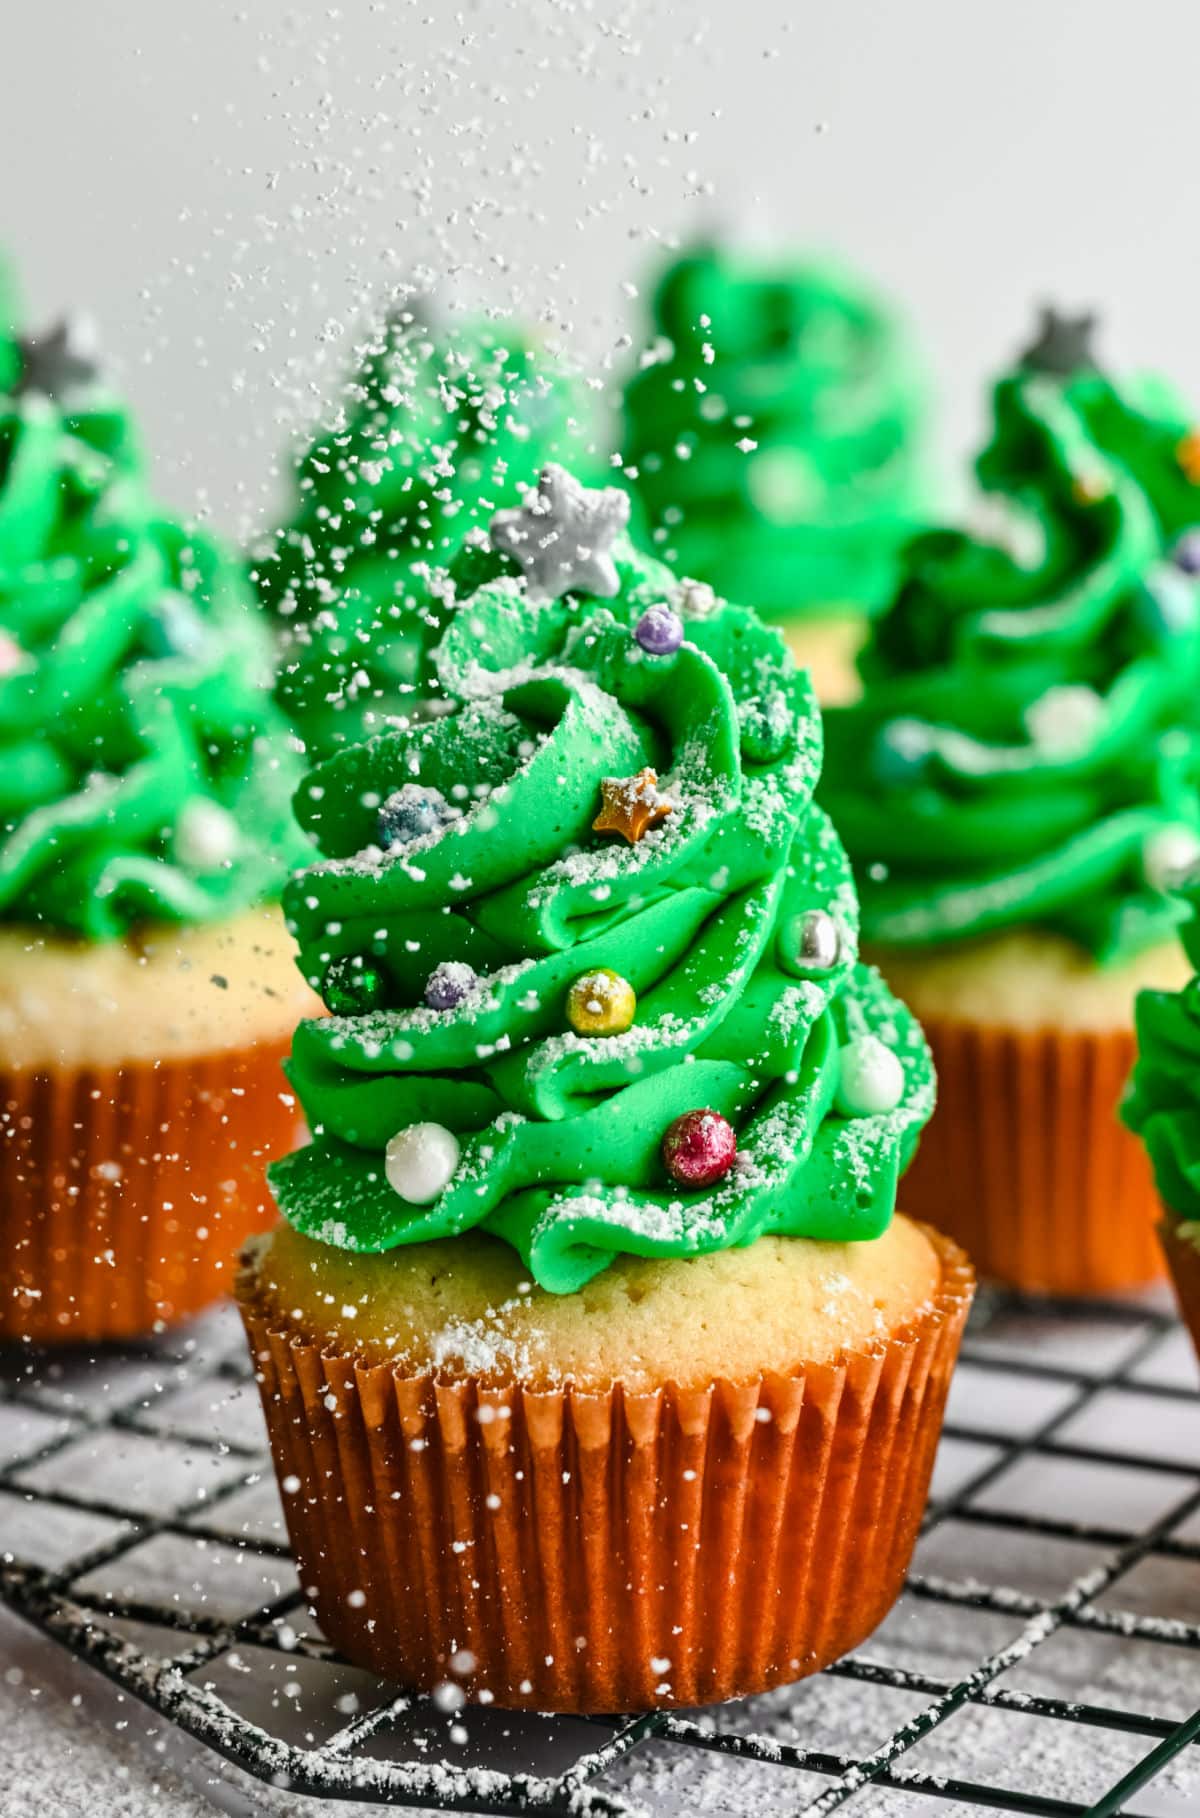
top-left (2, 1286), bottom-right (1200, 1817)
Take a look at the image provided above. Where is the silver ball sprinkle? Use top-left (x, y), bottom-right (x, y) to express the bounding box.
top-left (672, 577), bottom-right (718, 619)
top-left (779, 908), bottom-right (842, 977)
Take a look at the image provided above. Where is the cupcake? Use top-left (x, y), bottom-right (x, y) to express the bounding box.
top-left (1124, 875), bottom-right (1200, 1352)
top-left (620, 242), bottom-right (928, 703)
top-left (255, 303), bottom-right (595, 760)
top-left (820, 313), bottom-right (1200, 1296)
top-left (238, 464), bottom-right (973, 1712)
top-left (0, 310), bottom-right (317, 1342)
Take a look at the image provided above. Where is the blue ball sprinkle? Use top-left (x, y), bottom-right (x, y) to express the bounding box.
top-left (1172, 529), bottom-right (1200, 576)
top-left (873, 718), bottom-right (933, 787)
top-left (424, 960), bottom-right (479, 1011)
top-left (378, 783), bottom-right (450, 848)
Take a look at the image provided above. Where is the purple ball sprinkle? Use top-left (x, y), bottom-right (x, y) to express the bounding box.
top-left (634, 603), bottom-right (684, 656)
top-left (1172, 530), bottom-right (1200, 575)
top-left (424, 960), bottom-right (478, 1012)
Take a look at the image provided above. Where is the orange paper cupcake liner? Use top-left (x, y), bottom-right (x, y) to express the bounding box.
top-left (1159, 1215), bottom-right (1200, 1361)
top-left (899, 1014), bottom-right (1161, 1297)
top-left (1, 1040), bottom-right (301, 1344)
top-left (239, 1225), bottom-right (973, 1713)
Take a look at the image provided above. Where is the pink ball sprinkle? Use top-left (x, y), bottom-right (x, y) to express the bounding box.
top-left (661, 1109), bottom-right (737, 1188)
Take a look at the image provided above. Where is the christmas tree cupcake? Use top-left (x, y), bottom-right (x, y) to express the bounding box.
top-left (238, 464), bottom-right (973, 1713)
top-left (256, 304), bottom-right (594, 760)
top-left (820, 314), bottom-right (1200, 1296)
top-left (620, 242), bottom-right (928, 703)
top-left (1125, 873), bottom-right (1200, 1356)
top-left (0, 307), bottom-right (317, 1341)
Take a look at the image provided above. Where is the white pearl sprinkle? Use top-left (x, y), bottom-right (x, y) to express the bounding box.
top-left (835, 1035), bottom-right (905, 1118)
top-left (385, 1123), bottom-right (461, 1204)
top-left (174, 798), bottom-right (240, 869)
top-left (1144, 825), bottom-right (1200, 895)
top-left (1023, 684), bottom-right (1106, 757)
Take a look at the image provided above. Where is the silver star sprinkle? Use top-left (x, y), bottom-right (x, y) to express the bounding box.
top-left (489, 463), bottom-right (630, 602)
top-left (15, 316), bottom-right (102, 399)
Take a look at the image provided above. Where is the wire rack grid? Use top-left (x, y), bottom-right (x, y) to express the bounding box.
top-left (2, 1285), bottom-right (1200, 1817)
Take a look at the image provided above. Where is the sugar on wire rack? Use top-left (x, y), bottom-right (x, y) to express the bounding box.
top-left (2, 1285), bottom-right (1200, 1817)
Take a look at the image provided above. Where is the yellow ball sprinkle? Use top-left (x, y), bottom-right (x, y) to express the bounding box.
top-left (566, 967), bottom-right (637, 1037)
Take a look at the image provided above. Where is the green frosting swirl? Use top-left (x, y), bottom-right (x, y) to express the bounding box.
top-left (821, 367), bottom-right (1200, 964)
top-left (269, 531), bottom-right (934, 1293)
top-left (1124, 889), bottom-right (1200, 1220)
top-left (0, 345), bottom-right (308, 940)
top-left (620, 245), bottom-right (927, 622)
top-left (257, 309), bottom-right (595, 760)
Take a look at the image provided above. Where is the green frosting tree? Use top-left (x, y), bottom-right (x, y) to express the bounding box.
top-left (620, 243), bottom-right (928, 622)
top-left (821, 340), bottom-right (1200, 965)
top-left (269, 466), bottom-right (934, 1293)
top-left (0, 311), bottom-right (308, 940)
top-left (256, 307), bottom-right (597, 759)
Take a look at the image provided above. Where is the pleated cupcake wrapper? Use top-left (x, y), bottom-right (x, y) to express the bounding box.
top-left (1159, 1213), bottom-right (1200, 1363)
top-left (899, 1015), bottom-right (1160, 1297)
top-left (239, 1226), bottom-right (973, 1714)
top-left (0, 1040), bottom-right (300, 1343)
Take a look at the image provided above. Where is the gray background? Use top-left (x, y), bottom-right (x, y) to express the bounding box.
top-left (1, 0), bottom-right (1192, 539)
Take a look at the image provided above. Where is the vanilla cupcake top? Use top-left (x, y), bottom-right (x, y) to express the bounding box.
top-left (821, 315), bottom-right (1200, 965)
top-left (0, 314), bottom-right (308, 941)
top-left (268, 466), bottom-right (934, 1294)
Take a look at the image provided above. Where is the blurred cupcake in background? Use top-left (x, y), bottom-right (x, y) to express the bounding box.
top-left (239, 467), bottom-right (971, 1712)
top-left (820, 310), bottom-right (1200, 1296)
top-left (1125, 869), bottom-right (1200, 1355)
top-left (255, 301), bottom-right (598, 760)
top-left (620, 241), bottom-right (929, 702)
top-left (0, 291), bottom-right (317, 1342)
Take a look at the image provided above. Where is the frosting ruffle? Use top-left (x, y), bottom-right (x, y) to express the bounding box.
top-left (0, 375), bottom-right (308, 940)
top-left (821, 369), bottom-right (1200, 964)
top-left (621, 246), bottom-right (927, 621)
top-left (257, 309), bottom-right (594, 759)
top-left (269, 537), bottom-right (934, 1292)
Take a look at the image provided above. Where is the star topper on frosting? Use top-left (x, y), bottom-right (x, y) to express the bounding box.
top-left (15, 316), bottom-right (102, 400)
top-left (1019, 305), bottom-right (1099, 379)
top-left (592, 767), bottom-right (674, 844)
top-left (489, 463), bottom-right (631, 602)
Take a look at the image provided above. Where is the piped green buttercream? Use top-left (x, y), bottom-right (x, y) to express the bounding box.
top-left (0, 325), bottom-right (309, 940)
top-left (821, 360), bottom-right (1200, 965)
top-left (620, 245), bottom-right (928, 622)
top-left (269, 530), bottom-right (935, 1293)
top-left (1125, 883), bottom-right (1200, 1220)
top-left (256, 307), bottom-right (597, 760)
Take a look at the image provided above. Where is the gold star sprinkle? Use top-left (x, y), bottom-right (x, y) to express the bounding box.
top-left (1071, 470), bottom-right (1109, 506)
top-left (1178, 430), bottom-right (1200, 486)
top-left (592, 767), bottom-right (674, 844)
